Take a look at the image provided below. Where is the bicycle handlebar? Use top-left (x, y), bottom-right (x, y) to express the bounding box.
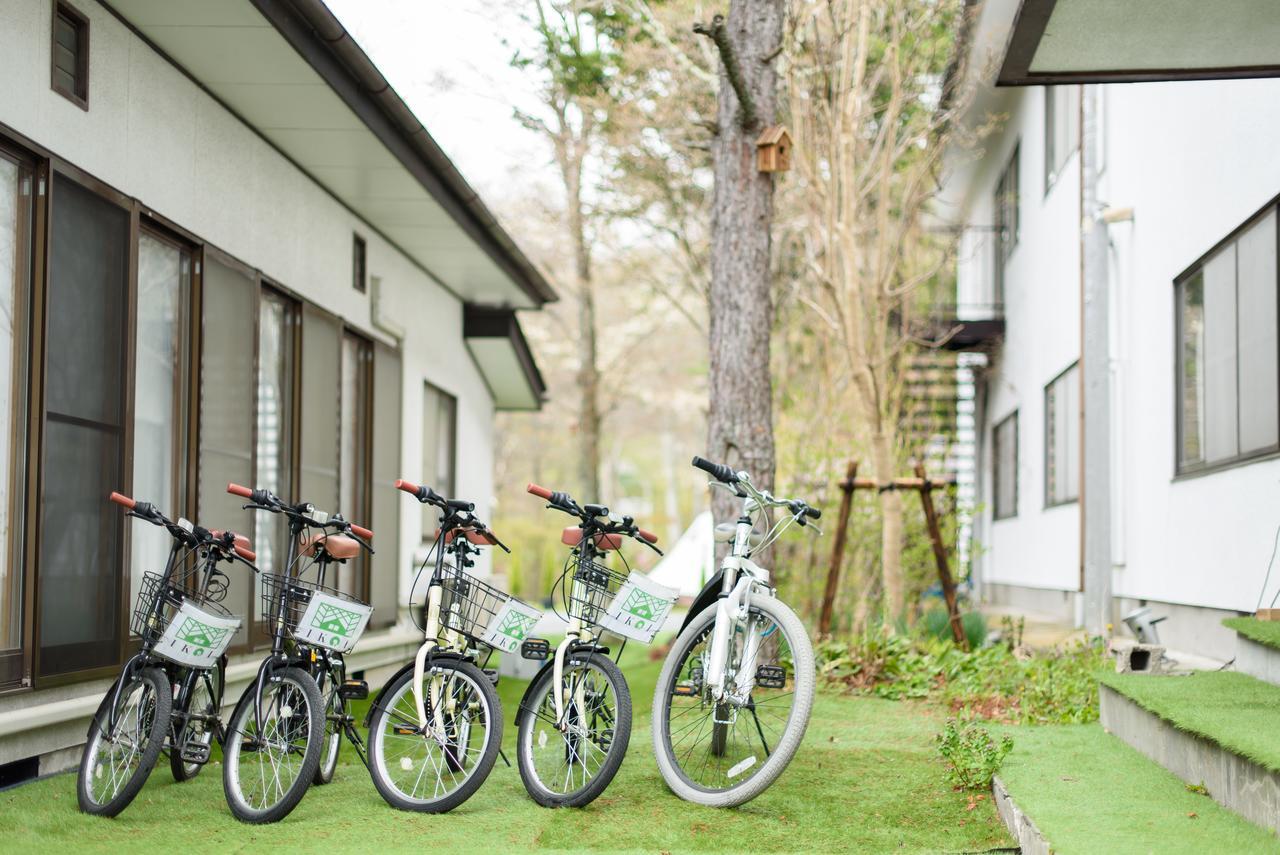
top-left (527, 483), bottom-right (661, 551)
top-left (692, 457), bottom-right (822, 523)
top-left (396, 478), bottom-right (474, 512)
top-left (109, 491), bottom-right (136, 510)
top-left (692, 455), bottom-right (739, 485)
top-left (228, 483), bottom-right (373, 548)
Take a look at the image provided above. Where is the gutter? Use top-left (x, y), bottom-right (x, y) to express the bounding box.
top-left (252, 0), bottom-right (558, 307)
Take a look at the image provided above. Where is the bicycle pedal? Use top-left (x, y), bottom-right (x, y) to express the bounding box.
top-left (180, 743), bottom-right (211, 764)
top-left (672, 682), bottom-right (699, 697)
top-left (520, 638), bottom-right (550, 661)
top-left (756, 665), bottom-right (787, 689)
top-left (482, 668), bottom-right (500, 687)
top-left (338, 679), bottom-right (369, 700)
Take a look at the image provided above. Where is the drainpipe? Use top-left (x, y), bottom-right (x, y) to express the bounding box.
top-left (1080, 85), bottom-right (1112, 636)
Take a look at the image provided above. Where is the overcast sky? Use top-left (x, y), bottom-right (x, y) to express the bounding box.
top-left (326, 0), bottom-right (556, 206)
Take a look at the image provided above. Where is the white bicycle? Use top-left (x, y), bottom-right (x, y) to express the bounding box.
top-left (651, 456), bottom-right (820, 807)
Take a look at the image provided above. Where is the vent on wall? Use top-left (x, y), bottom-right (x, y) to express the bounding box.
top-left (52, 1), bottom-right (90, 109)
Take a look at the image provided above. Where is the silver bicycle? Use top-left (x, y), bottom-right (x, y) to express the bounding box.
top-left (651, 456), bottom-right (820, 807)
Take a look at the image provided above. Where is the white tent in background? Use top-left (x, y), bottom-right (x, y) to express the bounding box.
top-left (647, 511), bottom-right (716, 599)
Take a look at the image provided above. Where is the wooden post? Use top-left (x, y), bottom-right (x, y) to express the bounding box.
top-left (818, 461), bottom-right (858, 637)
top-left (915, 462), bottom-right (967, 650)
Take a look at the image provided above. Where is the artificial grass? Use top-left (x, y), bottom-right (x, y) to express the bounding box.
top-left (0, 642), bottom-right (1011, 854)
top-left (996, 723), bottom-right (1278, 853)
top-left (1224, 616), bottom-right (1280, 652)
top-left (1099, 670), bottom-right (1280, 773)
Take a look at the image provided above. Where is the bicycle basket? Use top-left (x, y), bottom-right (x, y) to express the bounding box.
top-left (439, 566), bottom-right (543, 653)
top-left (261, 573), bottom-right (373, 653)
top-left (564, 555), bottom-right (628, 629)
top-left (132, 571), bottom-right (241, 669)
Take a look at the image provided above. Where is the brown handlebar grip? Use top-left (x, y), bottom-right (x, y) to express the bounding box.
top-left (350, 523), bottom-right (373, 540)
top-left (235, 545), bottom-right (256, 562)
top-left (109, 491), bottom-right (136, 509)
top-left (638, 528), bottom-right (659, 544)
top-left (394, 479), bottom-right (420, 495)
top-left (527, 483), bottom-right (553, 500)
top-left (227, 483), bottom-right (253, 498)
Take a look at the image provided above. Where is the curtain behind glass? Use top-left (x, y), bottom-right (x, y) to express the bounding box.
top-left (371, 344), bottom-right (401, 625)
top-left (256, 292), bottom-right (293, 602)
top-left (130, 234), bottom-right (187, 620)
top-left (1237, 212), bottom-right (1278, 454)
top-left (1203, 247), bottom-right (1238, 463)
top-left (338, 334), bottom-right (368, 597)
top-left (0, 155), bottom-right (28, 663)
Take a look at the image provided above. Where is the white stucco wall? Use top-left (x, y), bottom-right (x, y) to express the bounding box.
top-left (952, 73), bottom-right (1280, 614)
top-left (0, 0), bottom-right (497, 605)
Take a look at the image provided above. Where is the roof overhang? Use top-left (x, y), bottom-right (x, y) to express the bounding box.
top-left (998, 0), bottom-right (1280, 86)
top-left (103, 0), bottom-right (557, 309)
top-left (463, 307), bottom-right (547, 411)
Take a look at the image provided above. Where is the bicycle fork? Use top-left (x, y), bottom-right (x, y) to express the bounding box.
top-left (705, 575), bottom-right (763, 710)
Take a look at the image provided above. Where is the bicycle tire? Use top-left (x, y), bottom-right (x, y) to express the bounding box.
top-left (367, 659), bottom-right (502, 813)
top-left (516, 653), bottom-right (631, 808)
top-left (77, 667), bottom-right (170, 817)
top-left (313, 659), bottom-right (344, 785)
top-left (652, 596), bottom-right (815, 808)
top-left (222, 665), bottom-right (323, 824)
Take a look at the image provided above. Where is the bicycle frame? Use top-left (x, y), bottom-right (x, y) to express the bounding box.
top-left (550, 539), bottom-right (605, 728)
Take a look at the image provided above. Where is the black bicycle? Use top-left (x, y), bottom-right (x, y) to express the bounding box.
top-left (221, 483), bottom-right (373, 823)
top-left (514, 483), bottom-right (663, 808)
top-left (77, 492), bottom-right (256, 817)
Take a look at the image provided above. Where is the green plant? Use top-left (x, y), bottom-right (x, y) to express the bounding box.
top-left (920, 608), bottom-right (988, 650)
top-left (936, 718), bottom-right (1013, 790)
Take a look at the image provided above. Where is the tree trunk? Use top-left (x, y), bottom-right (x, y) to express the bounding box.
top-left (566, 157), bottom-right (602, 500)
top-left (706, 0), bottom-right (784, 533)
top-left (872, 430), bottom-right (904, 621)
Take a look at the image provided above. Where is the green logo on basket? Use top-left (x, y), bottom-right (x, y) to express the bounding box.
top-left (311, 602), bottom-right (363, 637)
top-left (498, 610), bottom-right (537, 641)
top-left (621, 589), bottom-right (665, 621)
top-left (175, 616), bottom-right (231, 650)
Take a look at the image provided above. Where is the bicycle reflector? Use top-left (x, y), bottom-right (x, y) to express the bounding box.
top-left (338, 679), bottom-right (369, 700)
top-left (520, 638), bottom-right (550, 661)
top-left (756, 665), bottom-right (787, 689)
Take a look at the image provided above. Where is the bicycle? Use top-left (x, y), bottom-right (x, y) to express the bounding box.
top-left (221, 483), bottom-right (373, 823)
top-left (365, 479), bottom-right (534, 813)
top-left (515, 483), bottom-right (670, 808)
top-left (77, 492), bottom-right (256, 817)
top-left (650, 456), bottom-right (821, 807)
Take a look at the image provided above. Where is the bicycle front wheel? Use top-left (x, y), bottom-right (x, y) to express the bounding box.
top-left (222, 665), bottom-right (323, 823)
top-left (313, 659), bottom-right (344, 785)
top-left (516, 653), bottom-right (631, 808)
top-left (652, 595), bottom-right (815, 807)
top-left (77, 666), bottom-right (170, 817)
top-left (367, 658), bottom-right (501, 813)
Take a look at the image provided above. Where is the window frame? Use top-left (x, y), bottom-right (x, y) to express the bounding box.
top-left (1173, 200), bottom-right (1280, 479)
top-left (1043, 85), bottom-right (1080, 194)
top-left (1043, 362), bottom-right (1080, 508)
top-left (352, 233), bottom-right (367, 294)
top-left (993, 144), bottom-right (1020, 304)
top-left (992, 411), bottom-right (1019, 521)
top-left (339, 328), bottom-right (374, 601)
top-left (50, 0), bottom-right (90, 111)
top-left (421, 380), bottom-right (458, 542)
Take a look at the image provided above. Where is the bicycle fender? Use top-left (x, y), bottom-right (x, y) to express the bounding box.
top-left (678, 569), bottom-right (726, 634)
top-left (363, 650), bottom-right (470, 727)
top-left (512, 642), bottom-right (609, 726)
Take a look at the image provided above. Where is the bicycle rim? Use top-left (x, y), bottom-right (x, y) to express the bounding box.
top-left (83, 677), bottom-right (160, 807)
top-left (225, 674), bottom-right (316, 816)
top-left (521, 660), bottom-right (622, 799)
top-left (371, 665), bottom-right (495, 806)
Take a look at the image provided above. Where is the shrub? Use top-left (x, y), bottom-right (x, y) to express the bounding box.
top-left (920, 608), bottom-right (988, 651)
top-left (936, 718), bottom-right (1013, 790)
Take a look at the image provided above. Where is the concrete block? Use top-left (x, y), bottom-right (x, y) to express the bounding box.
top-left (1113, 643), bottom-right (1166, 673)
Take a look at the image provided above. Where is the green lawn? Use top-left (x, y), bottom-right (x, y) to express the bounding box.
top-left (996, 723), bottom-right (1278, 853)
top-left (1100, 670), bottom-right (1280, 772)
top-left (1224, 616), bottom-right (1280, 652)
top-left (0, 645), bottom-right (1010, 853)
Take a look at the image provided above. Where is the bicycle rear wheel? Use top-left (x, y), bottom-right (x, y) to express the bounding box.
top-left (222, 665), bottom-right (323, 823)
top-left (652, 595), bottom-right (814, 807)
top-left (313, 659), bottom-right (344, 785)
top-left (77, 667), bottom-right (170, 817)
top-left (171, 663), bottom-right (223, 782)
top-left (516, 654), bottom-right (631, 808)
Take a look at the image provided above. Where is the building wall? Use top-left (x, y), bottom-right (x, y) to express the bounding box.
top-left (955, 75), bottom-right (1280, 633)
top-left (0, 0), bottom-right (497, 600)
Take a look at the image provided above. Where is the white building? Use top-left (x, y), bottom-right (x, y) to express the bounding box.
top-left (0, 0), bottom-right (553, 778)
top-left (945, 0), bottom-right (1280, 659)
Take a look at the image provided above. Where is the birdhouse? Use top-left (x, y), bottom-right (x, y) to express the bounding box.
top-left (756, 125), bottom-right (792, 173)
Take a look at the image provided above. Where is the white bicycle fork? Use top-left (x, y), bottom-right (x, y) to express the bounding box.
top-left (705, 556), bottom-right (768, 705)
top-left (412, 584), bottom-right (449, 734)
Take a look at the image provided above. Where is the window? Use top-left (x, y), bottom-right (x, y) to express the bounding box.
top-left (353, 234), bottom-right (367, 293)
top-left (255, 288), bottom-right (297, 612)
top-left (993, 412), bottom-right (1018, 520)
top-left (338, 332), bottom-right (371, 598)
top-left (1044, 364), bottom-right (1079, 506)
top-left (1177, 208), bottom-right (1278, 474)
top-left (369, 344), bottom-right (402, 627)
top-left (1044, 86), bottom-right (1079, 191)
top-left (51, 2), bottom-right (89, 109)
top-left (38, 174), bottom-right (129, 677)
top-left (0, 147), bottom-right (35, 688)
top-left (993, 145), bottom-right (1019, 303)
top-left (129, 232), bottom-right (192, 621)
top-left (422, 382), bottom-right (457, 538)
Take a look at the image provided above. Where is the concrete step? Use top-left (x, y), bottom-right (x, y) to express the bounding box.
top-left (1225, 617), bottom-right (1280, 687)
top-left (1099, 670), bottom-right (1280, 833)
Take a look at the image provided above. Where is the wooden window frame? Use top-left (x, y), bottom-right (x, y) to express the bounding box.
top-left (992, 411), bottom-right (1019, 521)
top-left (50, 0), bottom-right (90, 111)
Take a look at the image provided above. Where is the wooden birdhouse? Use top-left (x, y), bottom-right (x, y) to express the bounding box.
top-left (756, 125), bottom-right (792, 173)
